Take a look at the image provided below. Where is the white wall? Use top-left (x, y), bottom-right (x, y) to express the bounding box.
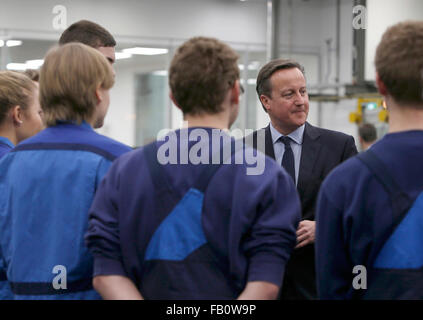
top-left (0, 0), bottom-right (267, 45)
top-left (366, 0), bottom-right (423, 80)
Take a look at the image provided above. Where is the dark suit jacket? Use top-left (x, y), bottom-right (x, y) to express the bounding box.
top-left (248, 122), bottom-right (358, 299)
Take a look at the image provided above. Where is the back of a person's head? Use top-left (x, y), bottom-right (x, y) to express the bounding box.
top-left (40, 42), bottom-right (114, 126)
top-left (375, 21), bottom-right (423, 106)
top-left (169, 36), bottom-right (240, 115)
top-left (358, 123), bottom-right (377, 143)
top-left (0, 71), bottom-right (36, 125)
top-left (22, 69), bottom-right (40, 82)
top-left (59, 20), bottom-right (116, 48)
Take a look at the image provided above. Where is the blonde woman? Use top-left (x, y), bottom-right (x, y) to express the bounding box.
top-left (0, 71), bottom-right (43, 159)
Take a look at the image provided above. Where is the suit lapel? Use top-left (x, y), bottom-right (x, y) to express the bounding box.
top-left (298, 122), bottom-right (322, 195)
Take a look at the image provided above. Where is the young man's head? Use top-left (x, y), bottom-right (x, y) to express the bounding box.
top-left (59, 20), bottom-right (116, 65)
top-left (256, 59), bottom-right (309, 135)
top-left (375, 21), bottom-right (423, 109)
top-left (0, 71), bottom-right (44, 143)
top-left (169, 37), bottom-right (241, 127)
top-left (40, 43), bottom-right (114, 129)
top-left (358, 123), bottom-right (377, 151)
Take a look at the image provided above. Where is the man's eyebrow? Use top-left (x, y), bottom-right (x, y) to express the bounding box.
top-left (107, 57), bottom-right (115, 64)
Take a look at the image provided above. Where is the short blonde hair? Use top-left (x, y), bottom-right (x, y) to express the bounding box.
top-left (40, 43), bottom-right (114, 126)
top-left (0, 71), bottom-right (36, 124)
top-left (375, 21), bottom-right (423, 106)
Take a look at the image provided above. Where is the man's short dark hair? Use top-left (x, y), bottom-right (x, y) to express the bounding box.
top-left (59, 20), bottom-right (116, 48)
top-left (22, 69), bottom-right (39, 82)
top-left (358, 123), bottom-right (377, 143)
top-left (256, 59), bottom-right (305, 112)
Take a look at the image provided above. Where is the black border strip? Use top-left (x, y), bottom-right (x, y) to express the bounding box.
top-left (9, 278), bottom-right (93, 295)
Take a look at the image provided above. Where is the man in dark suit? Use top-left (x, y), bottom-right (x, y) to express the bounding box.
top-left (248, 59), bottom-right (358, 299)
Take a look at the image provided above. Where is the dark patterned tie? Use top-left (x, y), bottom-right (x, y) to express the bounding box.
top-left (280, 136), bottom-right (295, 184)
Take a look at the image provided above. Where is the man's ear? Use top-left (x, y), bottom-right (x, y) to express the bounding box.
top-left (260, 94), bottom-right (271, 112)
top-left (11, 105), bottom-right (23, 126)
top-left (229, 81), bottom-right (240, 106)
top-left (375, 72), bottom-right (388, 96)
top-left (169, 92), bottom-right (183, 112)
top-left (95, 87), bottom-right (102, 104)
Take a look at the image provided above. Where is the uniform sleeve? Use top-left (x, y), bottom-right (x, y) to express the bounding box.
top-left (242, 162), bottom-right (301, 287)
top-left (315, 177), bottom-right (353, 299)
top-left (85, 159), bottom-right (127, 277)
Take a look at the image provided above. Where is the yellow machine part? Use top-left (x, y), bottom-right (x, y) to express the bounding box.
top-left (349, 98), bottom-right (388, 123)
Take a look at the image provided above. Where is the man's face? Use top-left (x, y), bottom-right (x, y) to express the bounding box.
top-left (97, 46), bottom-right (116, 77)
top-left (97, 46), bottom-right (116, 65)
top-left (260, 68), bottom-right (309, 135)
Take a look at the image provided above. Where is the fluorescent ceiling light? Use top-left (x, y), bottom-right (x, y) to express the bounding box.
top-left (6, 63), bottom-right (27, 71)
top-left (6, 40), bottom-right (23, 47)
top-left (248, 61), bottom-right (260, 70)
top-left (122, 47), bottom-right (168, 55)
top-left (0, 40), bottom-right (4, 47)
top-left (115, 52), bottom-right (132, 60)
top-left (247, 78), bottom-right (256, 85)
top-left (152, 70), bottom-right (168, 76)
top-left (239, 61), bottom-right (260, 71)
top-left (26, 59), bottom-right (44, 69)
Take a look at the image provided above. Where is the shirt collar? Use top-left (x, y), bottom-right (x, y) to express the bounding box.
top-left (0, 136), bottom-right (15, 148)
top-left (56, 120), bottom-right (94, 131)
top-left (269, 123), bottom-right (305, 145)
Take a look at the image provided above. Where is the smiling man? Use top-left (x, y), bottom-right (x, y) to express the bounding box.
top-left (249, 59), bottom-right (358, 300)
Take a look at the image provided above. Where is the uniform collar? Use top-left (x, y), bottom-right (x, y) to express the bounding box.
top-left (55, 120), bottom-right (94, 131)
top-left (0, 136), bottom-right (15, 148)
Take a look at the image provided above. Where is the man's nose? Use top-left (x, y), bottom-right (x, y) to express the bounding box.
top-left (294, 92), bottom-right (305, 105)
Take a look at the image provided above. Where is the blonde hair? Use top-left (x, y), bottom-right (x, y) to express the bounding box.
top-left (0, 71), bottom-right (36, 124)
top-left (375, 21), bottom-right (423, 106)
top-left (40, 42), bottom-right (114, 126)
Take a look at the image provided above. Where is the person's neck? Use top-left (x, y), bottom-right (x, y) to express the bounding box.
top-left (271, 120), bottom-right (301, 136)
top-left (361, 142), bottom-right (372, 151)
top-left (387, 100), bottom-right (423, 133)
top-left (0, 126), bottom-right (18, 145)
top-left (183, 112), bottom-right (230, 130)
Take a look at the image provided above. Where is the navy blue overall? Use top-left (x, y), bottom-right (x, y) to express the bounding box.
top-left (139, 141), bottom-right (242, 299)
top-left (357, 150), bottom-right (423, 299)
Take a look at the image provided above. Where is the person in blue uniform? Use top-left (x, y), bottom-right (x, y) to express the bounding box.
top-left (0, 71), bottom-right (44, 299)
top-left (86, 37), bottom-right (302, 300)
top-left (0, 71), bottom-right (43, 159)
top-left (315, 21), bottom-right (423, 299)
top-left (0, 43), bottom-right (131, 300)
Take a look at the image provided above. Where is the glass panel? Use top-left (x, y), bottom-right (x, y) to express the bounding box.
top-left (134, 72), bottom-right (168, 147)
